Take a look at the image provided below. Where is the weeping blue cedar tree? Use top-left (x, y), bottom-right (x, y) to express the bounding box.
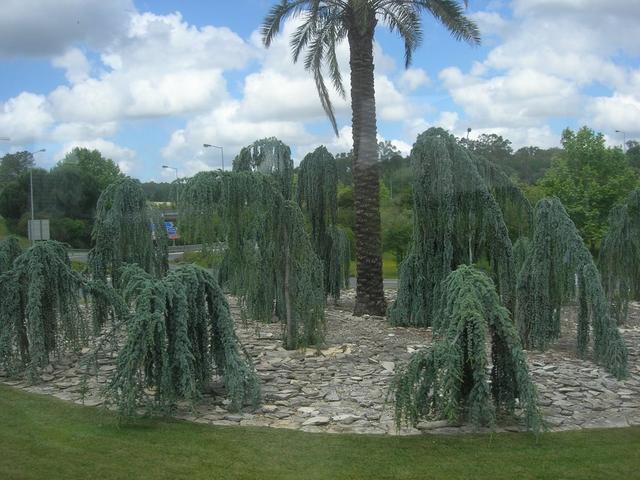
top-left (0, 235), bottom-right (22, 273)
top-left (297, 146), bottom-right (351, 301)
top-left (599, 188), bottom-right (640, 324)
top-left (179, 139), bottom-right (324, 350)
top-left (516, 197), bottom-right (628, 378)
top-left (233, 137), bottom-right (294, 200)
top-left (0, 241), bottom-right (120, 378)
top-left (388, 128), bottom-right (518, 327)
top-left (107, 264), bottom-right (260, 416)
top-left (392, 265), bottom-right (541, 431)
top-left (89, 177), bottom-right (168, 329)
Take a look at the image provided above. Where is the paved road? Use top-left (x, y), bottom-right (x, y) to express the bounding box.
top-left (68, 244), bottom-right (206, 263)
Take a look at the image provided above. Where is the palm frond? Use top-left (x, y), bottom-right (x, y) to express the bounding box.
top-left (379, 2), bottom-right (423, 67)
top-left (304, 21), bottom-right (340, 134)
top-left (412, 0), bottom-right (480, 45)
top-left (262, 0), bottom-right (312, 47)
top-left (324, 23), bottom-right (347, 98)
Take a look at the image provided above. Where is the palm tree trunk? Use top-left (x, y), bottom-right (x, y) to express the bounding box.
top-left (348, 19), bottom-right (386, 316)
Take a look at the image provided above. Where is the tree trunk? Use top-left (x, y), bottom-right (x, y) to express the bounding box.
top-left (348, 16), bottom-right (386, 316)
top-left (283, 224), bottom-right (295, 349)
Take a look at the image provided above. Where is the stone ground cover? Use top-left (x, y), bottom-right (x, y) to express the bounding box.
top-left (2, 291), bottom-right (638, 435)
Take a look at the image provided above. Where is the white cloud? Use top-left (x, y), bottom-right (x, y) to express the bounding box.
top-left (436, 0), bottom-right (640, 147)
top-left (240, 20), bottom-right (349, 124)
top-left (160, 17), bottom-right (427, 175)
top-left (0, 93), bottom-right (54, 143)
top-left (48, 12), bottom-right (251, 123)
top-left (469, 125), bottom-right (559, 150)
top-left (436, 111), bottom-right (460, 132)
top-left (0, 0), bottom-right (134, 57)
top-left (441, 67), bottom-right (581, 127)
top-left (238, 70), bottom-right (349, 123)
top-left (588, 93), bottom-right (640, 136)
top-left (52, 48), bottom-right (91, 84)
top-left (389, 140), bottom-right (412, 156)
top-left (51, 122), bottom-right (119, 141)
top-left (470, 11), bottom-right (510, 37)
top-left (107, 12), bottom-right (255, 73)
top-left (398, 68), bottom-right (430, 92)
top-left (322, 126), bottom-right (355, 154)
top-left (162, 101), bottom-right (316, 176)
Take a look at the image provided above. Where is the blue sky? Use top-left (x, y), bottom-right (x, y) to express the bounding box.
top-left (0, 0), bottom-right (638, 181)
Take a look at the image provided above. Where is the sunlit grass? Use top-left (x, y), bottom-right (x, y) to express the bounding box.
top-left (2, 385), bottom-right (639, 480)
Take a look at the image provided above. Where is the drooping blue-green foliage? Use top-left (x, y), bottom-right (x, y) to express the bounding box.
top-left (393, 265), bottom-right (541, 431)
top-left (179, 146), bottom-right (324, 350)
top-left (297, 146), bottom-right (350, 300)
top-left (89, 177), bottom-right (168, 329)
top-left (516, 197), bottom-right (628, 378)
top-left (389, 128), bottom-right (517, 327)
top-left (472, 151), bottom-right (533, 239)
top-left (600, 188), bottom-right (640, 324)
top-left (0, 235), bottom-right (22, 273)
top-left (0, 241), bottom-right (85, 375)
top-left (233, 137), bottom-right (294, 200)
top-left (512, 236), bottom-right (531, 276)
top-left (107, 264), bottom-right (260, 416)
top-left (0, 241), bottom-right (122, 377)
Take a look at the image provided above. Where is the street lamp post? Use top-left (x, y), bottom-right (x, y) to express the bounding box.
top-left (28, 149), bottom-right (46, 245)
top-left (203, 143), bottom-right (224, 171)
top-left (162, 165), bottom-right (179, 206)
top-left (615, 130), bottom-right (627, 152)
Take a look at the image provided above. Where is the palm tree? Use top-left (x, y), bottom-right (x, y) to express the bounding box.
top-left (262, 1), bottom-right (480, 316)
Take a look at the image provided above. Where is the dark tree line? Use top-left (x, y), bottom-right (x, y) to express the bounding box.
top-left (0, 148), bottom-right (175, 248)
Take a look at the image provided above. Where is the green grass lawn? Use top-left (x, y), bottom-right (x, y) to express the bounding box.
top-left (350, 252), bottom-right (398, 279)
top-left (0, 216), bottom-right (30, 248)
top-left (1, 385), bottom-right (639, 479)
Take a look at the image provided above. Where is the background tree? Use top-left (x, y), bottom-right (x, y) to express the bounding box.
top-left (539, 127), bottom-right (639, 251)
top-left (0, 151), bottom-right (35, 188)
top-left (626, 140), bottom-right (640, 172)
top-left (0, 148), bottom-right (125, 247)
top-left (599, 188), bottom-right (640, 324)
top-left (46, 163), bottom-right (101, 246)
top-left (382, 207), bottom-right (412, 266)
top-left (392, 265), bottom-right (541, 431)
top-left (262, 0), bottom-right (480, 316)
top-left (0, 171), bottom-right (30, 223)
top-left (516, 197), bottom-right (627, 378)
top-left (142, 181), bottom-right (174, 202)
top-left (511, 146), bottom-right (559, 184)
top-left (460, 133), bottom-right (513, 175)
top-left (60, 147), bottom-right (123, 190)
